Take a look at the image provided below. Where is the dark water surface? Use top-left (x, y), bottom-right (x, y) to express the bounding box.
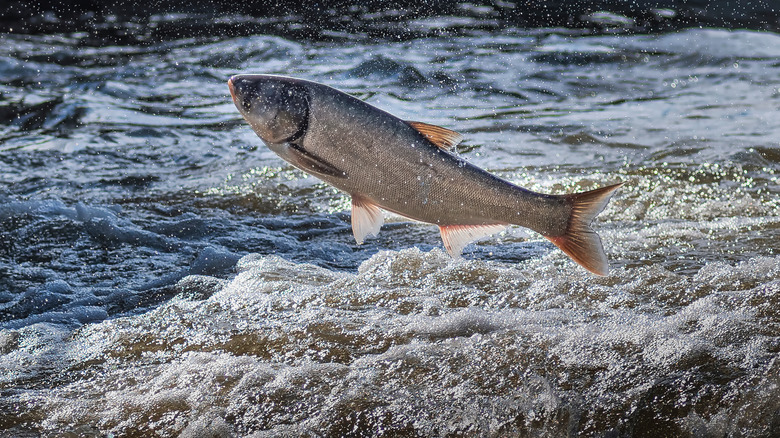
top-left (1, 13), bottom-right (779, 438)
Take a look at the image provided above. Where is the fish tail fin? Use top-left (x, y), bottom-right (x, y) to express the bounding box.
top-left (544, 182), bottom-right (623, 276)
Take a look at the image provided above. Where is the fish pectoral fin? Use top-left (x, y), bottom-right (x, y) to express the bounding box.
top-left (407, 121), bottom-right (464, 151)
top-left (351, 195), bottom-right (384, 245)
top-left (288, 143), bottom-right (347, 178)
top-left (439, 224), bottom-right (507, 257)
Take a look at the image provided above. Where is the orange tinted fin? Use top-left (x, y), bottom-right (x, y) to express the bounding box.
top-left (351, 195), bottom-right (384, 244)
top-left (439, 224), bottom-right (507, 257)
top-left (544, 182), bottom-right (624, 276)
top-left (407, 121), bottom-right (464, 150)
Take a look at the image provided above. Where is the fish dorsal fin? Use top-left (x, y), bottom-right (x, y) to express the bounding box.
top-left (351, 195), bottom-right (384, 244)
top-left (407, 121), bottom-right (464, 151)
top-left (439, 224), bottom-right (507, 257)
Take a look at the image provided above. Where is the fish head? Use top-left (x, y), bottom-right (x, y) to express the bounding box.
top-left (228, 74), bottom-right (309, 144)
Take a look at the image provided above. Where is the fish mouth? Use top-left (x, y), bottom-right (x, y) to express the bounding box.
top-left (227, 76), bottom-right (237, 103)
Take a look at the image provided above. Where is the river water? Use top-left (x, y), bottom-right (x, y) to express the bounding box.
top-left (1, 16), bottom-right (779, 437)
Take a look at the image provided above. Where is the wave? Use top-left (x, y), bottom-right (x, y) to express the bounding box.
top-left (1, 250), bottom-right (777, 436)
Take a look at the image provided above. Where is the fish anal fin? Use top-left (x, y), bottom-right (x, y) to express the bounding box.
top-left (544, 182), bottom-right (624, 276)
top-left (351, 195), bottom-right (384, 244)
top-left (439, 224), bottom-right (507, 257)
top-left (288, 143), bottom-right (347, 179)
top-left (407, 121), bottom-right (464, 151)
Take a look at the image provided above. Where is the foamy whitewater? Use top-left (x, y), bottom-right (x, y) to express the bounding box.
top-left (0, 18), bottom-right (778, 437)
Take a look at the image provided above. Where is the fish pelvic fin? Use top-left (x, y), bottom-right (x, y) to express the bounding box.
top-left (407, 121), bottom-right (464, 151)
top-left (439, 224), bottom-right (507, 257)
top-left (544, 182), bottom-right (624, 276)
top-left (351, 195), bottom-right (384, 245)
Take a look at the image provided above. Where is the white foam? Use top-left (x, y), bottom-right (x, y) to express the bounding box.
top-left (2, 251), bottom-right (775, 436)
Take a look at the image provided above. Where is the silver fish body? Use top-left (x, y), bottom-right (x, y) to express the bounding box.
top-left (228, 74), bottom-right (622, 275)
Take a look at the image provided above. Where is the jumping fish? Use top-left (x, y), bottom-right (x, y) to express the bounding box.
top-left (228, 75), bottom-right (622, 275)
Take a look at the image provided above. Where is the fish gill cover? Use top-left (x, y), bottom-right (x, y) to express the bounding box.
top-left (1, 1), bottom-right (780, 437)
